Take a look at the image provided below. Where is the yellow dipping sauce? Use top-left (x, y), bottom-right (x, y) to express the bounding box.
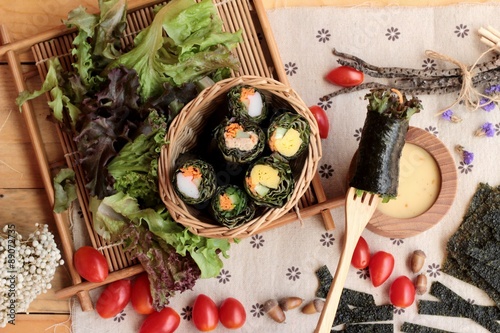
top-left (377, 143), bottom-right (441, 218)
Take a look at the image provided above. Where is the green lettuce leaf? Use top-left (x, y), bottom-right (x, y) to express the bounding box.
top-left (53, 168), bottom-right (77, 213)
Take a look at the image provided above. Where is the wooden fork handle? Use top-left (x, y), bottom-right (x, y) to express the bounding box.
top-left (314, 232), bottom-right (360, 333)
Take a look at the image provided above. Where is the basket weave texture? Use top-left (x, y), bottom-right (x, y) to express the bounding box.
top-left (158, 75), bottom-right (322, 239)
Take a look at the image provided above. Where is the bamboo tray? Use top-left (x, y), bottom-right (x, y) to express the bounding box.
top-left (2, 0), bottom-right (336, 311)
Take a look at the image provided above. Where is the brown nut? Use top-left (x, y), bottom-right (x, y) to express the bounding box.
top-left (263, 299), bottom-right (286, 323)
top-left (279, 297), bottom-right (303, 311)
top-left (415, 273), bottom-right (428, 295)
top-left (301, 299), bottom-right (325, 314)
top-left (410, 250), bottom-right (427, 273)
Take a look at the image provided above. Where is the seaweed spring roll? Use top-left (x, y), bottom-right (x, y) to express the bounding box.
top-left (267, 111), bottom-right (311, 160)
top-left (214, 117), bottom-right (266, 164)
top-left (349, 89), bottom-right (422, 202)
top-left (244, 153), bottom-right (294, 207)
top-left (228, 85), bottom-right (268, 124)
top-left (172, 159), bottom-right (216, 205)
top-left (211, 185), bottom-right (256, 228)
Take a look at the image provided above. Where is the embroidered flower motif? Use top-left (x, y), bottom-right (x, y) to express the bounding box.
top-left (385, 27), bottom-right (401, 41)
top-left (394, 307), bottom-right (406, 315)
top-left (286, 266), bottom-right (301, 281)
top-left (217, 269), bottom-right (231, 284)
top-left (391, 238), bottom-right (404, 246)
top-left (454, 24), bottom-right (470, 38)
top-left (422, 58), bottom-right (436, 71)
top-left (250, 234), bottom-right (265, 249)
top-left (427, 263), bottom-right (441, 278)
top-left (318, 96), bottom-right (333, 110)
top-left (495, 123), bottom-right (500, 136)
top-left (319, 164), bottom-right (334, 179)
top-left (256, 32), bottom-right (264, 42)
top-left (455, 145), bottom-right (474, 165)
top-left (458, 161), bottom-right (473, 174)
top-left (250, 303), bottom-right (265, 318)
top-left (440, 109), bottom-right (461, 123)
top-left (475, 122), bottom-right (495, 137)
top-left (467, 298), bottom-right (475, 305)
top-left (320, 233), bottom-right (335, 247)
top-left (354, 127), bottom-right (363, 141)
top-left (425, 126), bottom-right (439, 136)
top-left (316, 28), bottom-right (331, 43)
top-left (356, 268), bottom-right (370, 280)
top-left (181, 306), bottom-right (193, 321)
top-left (113, 310), bottom-right (126, 323)
top-left (284, 62), bottom-right (298, 76)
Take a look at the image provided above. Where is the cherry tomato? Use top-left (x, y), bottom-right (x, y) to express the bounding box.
top-left (219, 297), bottom-right (246, 329)
top-left (369, 251), bottom-right (394, 287)
top-left (73, 246), bottom-right (108, 283)
top-left (192, 294), bottom-right (219, 331)
top-left (139, 307), bottom-right (180, 333)
top-left (389, 276), bottom-right (416, 308)
top-left (325, 66), bottom-right (364, 87)
top-left (309, 105), bottom-right (330, 139)
top-left (131, 273), bottom-right (155, 315)
top-left (95, 279), bottom-right (131, 319)
top-left (351, 236), bottom-right (370, 269)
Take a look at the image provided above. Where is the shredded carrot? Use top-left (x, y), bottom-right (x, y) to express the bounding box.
top-left (180, 166), bottom-right (202, 179)
top-left (391, 88), bottom-right (404, 104)
top-left (219, 194), bottom-right (235, 210)
top-left (224, 123), bottom-right (244, 138)
top-left (245, 177), bottom-right (256, 192)
top-left (239, 87), bottom-right (255, 102)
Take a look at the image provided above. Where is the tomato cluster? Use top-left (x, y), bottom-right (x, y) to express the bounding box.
top-left (351, 237), bottom-right (416, 308)
top-left (192, 294), bottom-right (246, 331)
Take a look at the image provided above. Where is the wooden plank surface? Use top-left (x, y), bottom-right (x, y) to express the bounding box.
top-left (0, 0), bottom-right (497, 331)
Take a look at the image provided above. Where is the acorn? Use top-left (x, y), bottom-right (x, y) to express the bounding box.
top-left (415, 273), bottom-right (428, 295)
top-left (263, 299), bottom-right (286, 323)
top-left (279, 297), bottom-right (303, 311)
top-left (301, 299), bottom-right (325, 314)
top-left (410, 250), bottom-right (426, 273)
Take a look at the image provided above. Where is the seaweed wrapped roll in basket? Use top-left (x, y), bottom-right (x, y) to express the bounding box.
top-left (158, 76), bottom-right (322, 239)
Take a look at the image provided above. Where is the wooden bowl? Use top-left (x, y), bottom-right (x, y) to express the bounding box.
top-left (158, 75), bottom-right (322, 239)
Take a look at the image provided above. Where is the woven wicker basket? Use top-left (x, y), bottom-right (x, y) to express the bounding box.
top-left (158, 75), bottom-right (322, 238)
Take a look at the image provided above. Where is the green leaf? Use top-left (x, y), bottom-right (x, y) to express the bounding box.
top-left (53, 168), bottom-right (77, 213)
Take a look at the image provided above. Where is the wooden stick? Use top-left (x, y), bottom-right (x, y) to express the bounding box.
top-left (55, 265), bottom-right (145, 300)
top-left (0, 24), bottom-right (93, 312)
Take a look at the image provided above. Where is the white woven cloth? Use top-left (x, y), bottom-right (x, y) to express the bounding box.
top-left (72, 3), bottom-right (500, 332)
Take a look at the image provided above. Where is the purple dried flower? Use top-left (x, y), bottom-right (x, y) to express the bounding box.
top-left (441, 109), bottom-right (453, 120)
top-left (455, 145), bottom-right (474, 165)
top-left (480, 98), bottom-right (495, 112)
top-left (475, 122), bottom-right (495, 137)
top-left (484, 84), bottom-right (500, 95)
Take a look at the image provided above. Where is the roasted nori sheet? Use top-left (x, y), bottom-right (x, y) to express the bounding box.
top-left (342, 323), bottom-right (394, 332)
top-left (442, 183), bottom-right (500, 309)
top-left (418, 281), bottom-right (500, 332)
top-left (400, 322), bottom-right (454, 333)
top-left (349, 110), bottom-right (409, 197)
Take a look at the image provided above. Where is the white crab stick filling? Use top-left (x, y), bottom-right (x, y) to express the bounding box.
top-left (176, 173), bottom-right (200, 199)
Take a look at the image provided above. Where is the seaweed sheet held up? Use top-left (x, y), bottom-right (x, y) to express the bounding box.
top-left (442, 183), bottom-right (500, 309)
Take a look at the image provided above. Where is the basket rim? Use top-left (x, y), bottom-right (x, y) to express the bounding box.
top-left (158, 75), bottom-right (322, 239)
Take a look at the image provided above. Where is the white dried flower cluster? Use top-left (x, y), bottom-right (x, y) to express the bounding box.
top-left (0, 223), bottom-right (64, 328)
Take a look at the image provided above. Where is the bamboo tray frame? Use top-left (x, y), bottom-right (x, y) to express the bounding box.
top-left (1, 0), bottom-right (338, 311)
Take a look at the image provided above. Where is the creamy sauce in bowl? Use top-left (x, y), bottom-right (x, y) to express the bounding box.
top-left (377, 143), bottom-right (441, 218)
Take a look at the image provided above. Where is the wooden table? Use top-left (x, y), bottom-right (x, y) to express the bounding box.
top-left (0, 0), bottom-right (497, 332)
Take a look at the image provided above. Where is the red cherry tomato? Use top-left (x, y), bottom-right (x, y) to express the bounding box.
top-left (73, 246), bottom-right (108, 283)
top-left (192, 294), bottom-right (219, 331)
top-left (131, 273), bottom-right (155, 315)
top-left (309, 105), bottom-right (330, 139)
top-left (139, 307), bottom-right (180, 333)
top-left (351, 236), bottom-right (370, 269)
top-left (389, 276), bottom-right (416, 308)
top-left (219, 297), bottom-right (246, 329)
top-left (96, 279), bottom-right (131, 319)
top-left (325, 66), bottom-right (364, 87)
top-left (369, 251), bottom-right (394, 287)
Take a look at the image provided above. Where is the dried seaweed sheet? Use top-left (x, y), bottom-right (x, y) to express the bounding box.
top-left (400, 322), bottom-right (454, 333)
top-left (442, 183), bottom-right (500, 308)
top-left (343, 323), bottom-right (393, 332)
top-left (418, 281), bottom-right (500, 332)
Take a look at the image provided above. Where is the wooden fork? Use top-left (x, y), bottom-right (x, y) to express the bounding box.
top-left (314, 187), bottom-right (381, 333)
top-left (478, 25), bottom-right (500, 52)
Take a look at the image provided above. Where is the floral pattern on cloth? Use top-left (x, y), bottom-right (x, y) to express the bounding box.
top-left (72, 4), bottom-right (500, 333)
